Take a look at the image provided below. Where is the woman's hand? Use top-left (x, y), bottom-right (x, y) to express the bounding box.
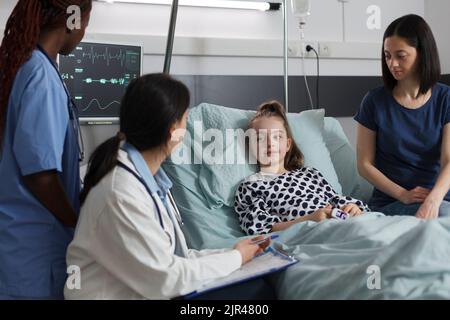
top-left (234, 236), bottom-right (270, 265)
top-left (340, 203), bottom-right (362, 217)
top-left (416, 198), bottom-right (440, 220)
top-left (399, 187), bottom-right (430, 204)
top-left (308, 204), bottom-right (332, 222)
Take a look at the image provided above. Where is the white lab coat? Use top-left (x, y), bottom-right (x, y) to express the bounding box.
top-left (64, 150), bottom-right (242, 300)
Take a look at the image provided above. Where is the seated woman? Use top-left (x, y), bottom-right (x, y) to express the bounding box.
top-left (355, 14), bottom-right (450, 218)
top-left (65, 73), bottom-right (273, 300)
top-left (234, 101), bottom-right (370, 235)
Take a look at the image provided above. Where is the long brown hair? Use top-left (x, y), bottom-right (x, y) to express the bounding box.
top-left (0, 0), bottom-right (92, 143)
top-left (250, 100), bottom-right (304, 170)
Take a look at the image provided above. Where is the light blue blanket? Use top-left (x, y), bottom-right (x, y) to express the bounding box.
top-left (261, 214), bottom-right (450, 299)
top-left (206, 213), bottom-right (450, 299)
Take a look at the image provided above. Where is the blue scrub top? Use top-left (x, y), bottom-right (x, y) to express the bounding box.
top-left (354, 84), bottom-right (450, 208)
top-left (0, 50), bottom-right (80, 298)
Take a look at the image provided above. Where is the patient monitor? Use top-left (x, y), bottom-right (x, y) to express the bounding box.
top-left (59, 41), bottom-right (143, 124)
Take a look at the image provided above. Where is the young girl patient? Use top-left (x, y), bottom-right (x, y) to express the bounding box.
top-left (234, 101), bottom-right (370, 235)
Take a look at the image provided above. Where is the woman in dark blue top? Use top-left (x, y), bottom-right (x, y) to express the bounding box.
top-left (355, 14), bottom-right (450, 218)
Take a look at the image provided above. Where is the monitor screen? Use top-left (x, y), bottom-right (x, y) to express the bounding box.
top-left (59, 41), bottom-right (142, 122)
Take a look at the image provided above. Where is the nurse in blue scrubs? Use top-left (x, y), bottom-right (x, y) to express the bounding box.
top-left (0, 0), bottom-right (92, 299)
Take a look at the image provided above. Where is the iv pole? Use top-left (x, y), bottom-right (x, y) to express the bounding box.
top-left (283, 0), bottom-right (289, 112)
top-left (162, 0), bottom-right (288, 111)
top-left (164, 0), bottom-right (179, 73)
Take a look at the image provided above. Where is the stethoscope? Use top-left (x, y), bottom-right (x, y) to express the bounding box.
top-left (117, 161), bottom-right (184, 245)
top-left (37, 45), bottom-right (85, 162)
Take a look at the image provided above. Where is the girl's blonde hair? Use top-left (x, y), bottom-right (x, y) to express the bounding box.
top-left (249, 100), bottom-right (304, 170)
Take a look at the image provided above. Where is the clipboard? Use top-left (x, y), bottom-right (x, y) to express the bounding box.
top-left (184, 247), bottom-right (298, 299)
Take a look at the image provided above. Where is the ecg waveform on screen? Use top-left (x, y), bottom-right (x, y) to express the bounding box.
top-left (83, 78), bottom-right (128, 85)
top-left (60, 42), bottom-right (142, 118)
top-left (81, 46), bottom-right (137, 67)
top-left (82, 99), bottom-right (121, 112)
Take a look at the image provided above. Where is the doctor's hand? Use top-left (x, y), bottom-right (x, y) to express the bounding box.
top-left (416, 198), bottom-right (440, 220)
top-left (399, 187), bottom-right (430, 204)
top-left (234, 237), bottom-right (268, 265)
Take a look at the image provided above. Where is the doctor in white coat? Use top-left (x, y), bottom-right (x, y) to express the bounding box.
top-left (64, 73), bottom-right (270, 300)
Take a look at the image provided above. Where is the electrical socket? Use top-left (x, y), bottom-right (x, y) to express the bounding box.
top-left (319, 42), bottom-right (331, 57)
top-left (300, 41), bottom-right (318, 58)
top-left (288, 44), bottom-right (299, 57)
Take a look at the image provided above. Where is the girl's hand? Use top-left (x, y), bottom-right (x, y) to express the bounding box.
top-left (234, 236), bottom-right (269, 265)
top-left (416, 198), bottom-right (440, 220)
top-left (340, 203), bottom-right (362, 217)
top-left (308, 204), bottom-right (332, 222)
top-left (399, 187), bottom-right (430, 204)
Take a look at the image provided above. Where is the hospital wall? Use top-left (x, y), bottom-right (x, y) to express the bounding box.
top-left (425, 0), bottom-right (450, 74)
top-left (1, 0), bottom-right (449, 157)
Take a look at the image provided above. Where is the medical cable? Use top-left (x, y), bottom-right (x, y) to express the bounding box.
top-left (306, 44), bottom-right (320, 108)
top-left (301, 54), bottom-right (314, 110)
top-left (298, 29), bottom-right (314, 110)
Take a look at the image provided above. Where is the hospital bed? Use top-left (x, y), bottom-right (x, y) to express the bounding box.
top-left (162, 103), bottom-right (450, 299)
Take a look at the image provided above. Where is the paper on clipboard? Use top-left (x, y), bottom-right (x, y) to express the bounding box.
top-left (185, 247), bottom-right (298, 299)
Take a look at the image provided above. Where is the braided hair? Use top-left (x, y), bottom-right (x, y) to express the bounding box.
top-left (0, 0), bottom-right (92, 143)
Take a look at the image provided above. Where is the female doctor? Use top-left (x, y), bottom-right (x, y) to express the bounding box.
top-left (0, 0), bottom-right (92, 299)
top-left (65, 73), bottom-right (272, 300)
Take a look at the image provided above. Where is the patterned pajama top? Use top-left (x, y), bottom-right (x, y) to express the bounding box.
top-left (234, 167), bottom-right (370, 235)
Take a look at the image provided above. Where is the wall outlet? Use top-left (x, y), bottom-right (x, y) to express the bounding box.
top-left (288, 44), bottom-right (299, 57)
top-left (319, 42), bottom-right (331, 57)
top-left (300, 41), bottom-right (318, 58)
